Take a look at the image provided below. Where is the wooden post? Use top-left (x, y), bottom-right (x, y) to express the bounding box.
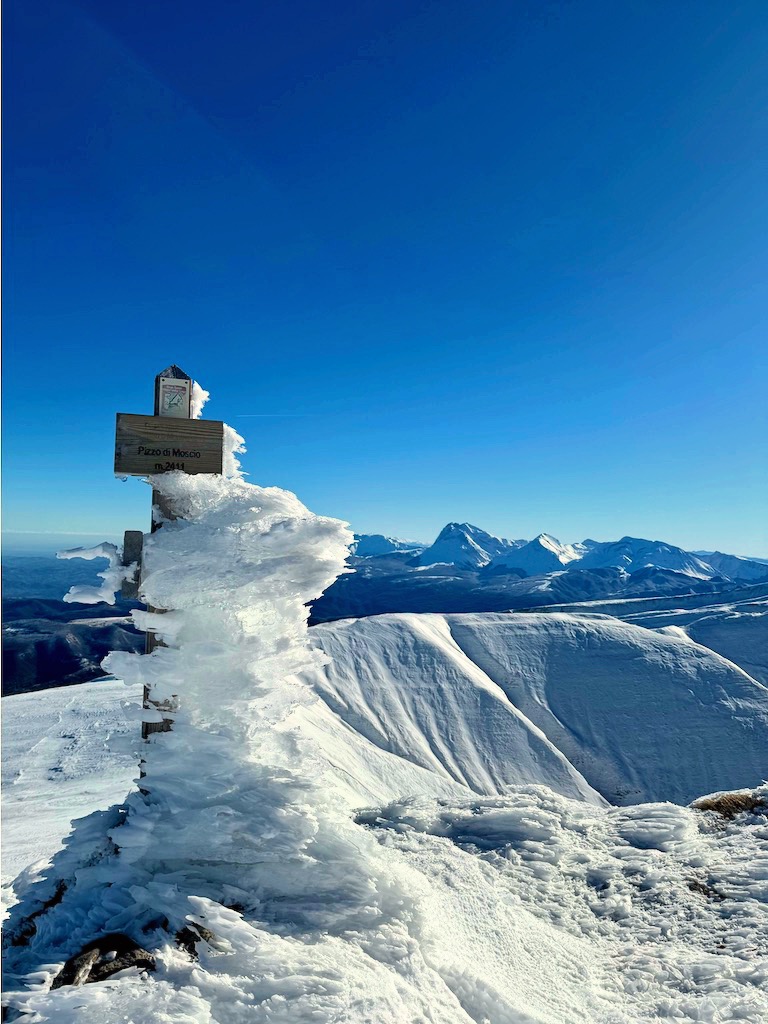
top-left (121, 531), bottom-right (143, 600)
top-left (142, 366), bottom-right (193, 739)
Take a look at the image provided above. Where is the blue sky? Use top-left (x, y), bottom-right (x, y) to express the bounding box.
top-left (4, 0), bottom-right (767, 555)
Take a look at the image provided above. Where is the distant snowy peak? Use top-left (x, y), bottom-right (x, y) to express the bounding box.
top-left (571, 539), bottom-right (600, 558)
top-left (693, 550), bottom-right (768, 582)
top-left (576, 537), bottom-right (718, 579)
top-left (415, 522), bottom-right (517, 569)
top-left (352, 534), bottom-right (425, 558)
top-left (566, 539), bottom-right (768, 582)
top-left (491, 533), bottom-right (579, 576)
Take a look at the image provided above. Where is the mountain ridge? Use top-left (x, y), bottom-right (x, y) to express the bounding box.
top-left (354, 524), bottom-right (768, 582)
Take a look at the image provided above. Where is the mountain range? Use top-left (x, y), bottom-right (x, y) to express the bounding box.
top-left (355, 522), bottom-right (768, 580)
top-left (308, 523), bottom-right (768, 622)
top-left (5, 526), bottom-right (768, 693)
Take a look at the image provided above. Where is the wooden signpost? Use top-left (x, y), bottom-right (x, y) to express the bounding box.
top-left (116, 365), bottom-right (224, 740)
top-left (114, 415), bottom-right (223, 477)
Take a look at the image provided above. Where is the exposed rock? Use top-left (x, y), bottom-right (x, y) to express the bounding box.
top-left (51, 933), bottom-right (155, 988)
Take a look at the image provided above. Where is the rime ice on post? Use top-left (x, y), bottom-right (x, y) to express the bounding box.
top-left (147, 366), bottom-right (211, 736)
top-left (113, 365), bottom-right (227, 739)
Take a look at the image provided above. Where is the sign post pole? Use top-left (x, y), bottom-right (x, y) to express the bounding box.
top-left (114, 365), bottom-right (224, 740)
top-left (143, 366), bottom-right (191, 738)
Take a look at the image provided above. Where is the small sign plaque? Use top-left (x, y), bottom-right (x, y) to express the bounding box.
top-left (115, 413), bottom-right (224, 476)
top-left (157, 376), bottom-right (191, 418)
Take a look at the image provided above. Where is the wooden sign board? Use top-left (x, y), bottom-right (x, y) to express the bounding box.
top-left (115, 413), bottom-right (224, 476)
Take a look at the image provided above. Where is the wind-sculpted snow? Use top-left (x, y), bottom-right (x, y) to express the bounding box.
top-left (447, 612), bottom-right (768, 805)
top-left (357, 786), bottom-right (768, 1022)
top-left (309, 612), bottom-right (768, 807)
top-left (57, 543), bottom-right (131, 606)
top-left (307, 614), bottom-right (603, 804)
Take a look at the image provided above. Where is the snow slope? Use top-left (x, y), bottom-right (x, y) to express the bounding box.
top-left (509, 582), bottom-right (768, 688)
top-left (312, 527), bottom-right (768, 624)
top-left (1, 679), bottom-right (140, 892)
top-left (621, 592), bottom-right (768, 688)
top-left (696, 550), bottom-right (768, 582)
top-left (309, 611), bottom-right (768, 806)
top-left (6, 601), bottom-right (767, 896)
top-left (4, 682), bottom-right (768, 1023)
top-left (308, 613), bottom-right (602, 803)
top-left (6, 533), bottom-right (766, 697)
top-left (367, 526), bottom-right (768, 581)
top-left (351, 533), bottom-right (424, 557)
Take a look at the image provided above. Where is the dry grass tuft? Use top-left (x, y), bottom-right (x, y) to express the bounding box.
top-left (691, 790), bottom-right (766, 820)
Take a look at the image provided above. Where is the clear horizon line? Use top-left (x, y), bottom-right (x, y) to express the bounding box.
top-left (2, 530), bottom-right (122, 536)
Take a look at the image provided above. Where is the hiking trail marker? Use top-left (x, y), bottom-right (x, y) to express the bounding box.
top-left (116, 364), bottom-right (224, 739)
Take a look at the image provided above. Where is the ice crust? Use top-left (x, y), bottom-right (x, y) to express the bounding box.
top-left (56, 543), bottom-right (131, 605)
top-left (190, 380), bottom-right (210, 420)
top-left (5, 459), bottom-right (768, 1021)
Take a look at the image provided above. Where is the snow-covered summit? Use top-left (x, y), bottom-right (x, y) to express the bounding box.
top-left (576, 536), bottom-right (717, 578)
top-left (313, 525), bottom-right (768, 623)
top-left (695, 549), bottom-right (768, 582)
top-left (4, 453), bottom-right (768, 1021)
top-left (414, 522), bottom-right (519, 569)
top-left (489, 532), bottom-right (579, 576)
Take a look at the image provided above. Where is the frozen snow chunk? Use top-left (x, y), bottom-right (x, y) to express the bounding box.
top-left (190, 380), bottom-right (209, 420)
top-left (57, 543), bottom-right (132, 606)
top-left (612, 803), bottom-right (696, 851)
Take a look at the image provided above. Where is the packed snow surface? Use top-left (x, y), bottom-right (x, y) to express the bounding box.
top-left (1, 678), bottom-right (140, 893)
top-left (4, 464), bottom-right (768, 1022)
